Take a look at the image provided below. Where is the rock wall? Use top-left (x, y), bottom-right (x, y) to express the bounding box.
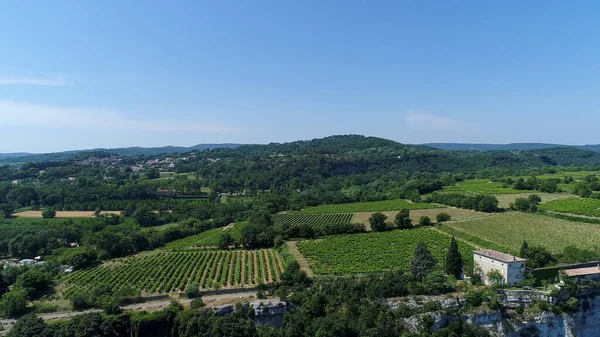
top-left (394, 293), bottom-right (600, 336)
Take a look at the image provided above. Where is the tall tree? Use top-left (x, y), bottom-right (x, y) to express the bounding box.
top-left (519, 241), bottom-right (529, 258)
top-left (369, 212), bottom-right (388, 232)
top-left (394, 209), bottom-right (412, 229)
top-left (445, 237), bottom-right (463, 279)
top-left (410, 242), bottom-right (437, 281)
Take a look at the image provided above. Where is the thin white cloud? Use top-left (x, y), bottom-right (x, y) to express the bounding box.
top-left (404, 111), bottom-right (477, 131)
top-left (0, 100), bottom-right (238, 133)
top-left (0, 74), bottom-right (73, 86)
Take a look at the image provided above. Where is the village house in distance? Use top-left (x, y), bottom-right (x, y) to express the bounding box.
top-left (474, 249), bottom-right (527, 286)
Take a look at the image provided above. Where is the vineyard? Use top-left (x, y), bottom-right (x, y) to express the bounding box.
top-left (273, 213), bottom-right (353, 229)
top-left (540, 197), bottom-right (600, 217)
top-left (446, 212), bottom-right (600, 253)
top-left (296, 227), bottom-right (474, 275)
top-left (303, 199), bottom-right (439, 213)
top-left (60, 249), bottom-right (284, 297)
top-left (165, 222), bottom-right (247, 249)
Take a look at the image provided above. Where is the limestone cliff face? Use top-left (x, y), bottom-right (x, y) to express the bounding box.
top-left (465, 296), bottom-right (600, 336)
top-left (395, 293), bottom-right (600, 336)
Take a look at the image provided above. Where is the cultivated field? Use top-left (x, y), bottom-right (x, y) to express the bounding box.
top-left (165, 222), bottom-right (247, 249)
top-left (351, 207), bottom-right (489, 228)
top-left (13, 210), bottom-right (121, 218)
top-left (445, 212), bottom-right (600, 253)
top-left (303, 199), bottom-right (440, 213)
top-left (61, 249), bottom-right (284, 297)
top-left (442, 179), bottom-right (530, 195)
top-left (494, 193), bottom-right (573, 208)
top-left (273, 213), bottom-right (353, 229)
top-left (540, 197), bottom-right (600, 217)
top-left (295, 227), bottom-right (474, 275)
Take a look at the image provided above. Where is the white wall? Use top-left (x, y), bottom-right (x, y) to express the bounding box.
top-left (474, 254), bottom-right (525, 286)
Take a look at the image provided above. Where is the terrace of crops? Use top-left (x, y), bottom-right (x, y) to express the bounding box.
top-left (273, 213), bottom-right (353, 229)
top-left (443, 212), bottom-right (600, 253)
top-left (540, 197), bottom-right (600, 217)
top-left (302, 199), bottom-right (440, 213)
top-left (61, 249), bottom-right (284, 297)
top-left (295, 227), bottom-right (474, 275)
top-left (165, 222), bottom-right (247, 249)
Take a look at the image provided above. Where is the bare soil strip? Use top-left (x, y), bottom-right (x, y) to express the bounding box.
top-left (13, 210), bottom-right (122, 218)
top-left (226, 252), bottom-right (234, 287)
top-left (264, 250), bottom-right (273, 283)
top-left (253, 251), bottom-right (259, 284)
top-left (275, 252), bottom-right (284, 273)
top-left (286, 241), bottom-right (314, 277)
top-left (240, 252), bottom-right (246, 286)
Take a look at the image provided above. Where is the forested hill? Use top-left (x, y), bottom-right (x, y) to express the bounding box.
top-left (0, 143), bottom-right (242, 163)
top-left (426, 142), bottom-right (600, 152)
top-left (3, 135), bottom-right (600, 212)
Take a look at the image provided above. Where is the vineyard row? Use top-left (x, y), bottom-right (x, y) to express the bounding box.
top-left (60, 249), bottom-right (284, 298)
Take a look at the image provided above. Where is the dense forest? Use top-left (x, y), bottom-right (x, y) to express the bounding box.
top-left (2, 135), bottom-right (600, 336)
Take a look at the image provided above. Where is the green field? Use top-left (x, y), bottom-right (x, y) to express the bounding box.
top-left (540, 197), bottom-right (600, 217)
top-left (446, 212), bottom-right (600, 253)
top-left (303, 200), bottom-right (440, 213)
top-left (296, 227), bottom-right (474, 275)
top-left (165, 222), bottom-right (247, 249)
top-left (273, 213), bottom-right (353, 229)
top-left (443, 179), bottom-right (530, 195)
top-left (61, 249), bottom-right (283, 297)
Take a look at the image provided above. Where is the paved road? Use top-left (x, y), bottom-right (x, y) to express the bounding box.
top-left (0, 291), bottom-right (258, 332)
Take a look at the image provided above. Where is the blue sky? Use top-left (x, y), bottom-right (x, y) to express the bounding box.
top-left (1, 1), bottom-right (600, 152)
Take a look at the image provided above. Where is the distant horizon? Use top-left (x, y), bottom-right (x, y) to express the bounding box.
top-left (3, 137), bottom-right (600, 155)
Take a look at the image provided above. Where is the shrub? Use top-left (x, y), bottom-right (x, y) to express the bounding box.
top-left (70, 294), bottom-right (92, 311)
top-left (185, 282), bottom-right (200, 298)
top-left (41, 208), bottom-right (56, 219)
top-left (418, 216), bottom-right (432, 227)
top-left (190, 297), bottom-right (205, 309)
top-left (436, 213), bottom-right (451, 223)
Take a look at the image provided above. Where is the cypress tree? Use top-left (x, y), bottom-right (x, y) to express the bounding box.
top-left (445, 237), bottom-right (463, 279)
top-left (410, 242), bottom-right (437, 281)
top-left (520, 240), bottom-right (529, 258)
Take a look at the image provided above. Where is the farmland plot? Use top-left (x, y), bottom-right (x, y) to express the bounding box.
top-left (494, 193), bottom-right (573, 209)
top-left (447, 212), bottom-right (600, 253)
top-left (296, 227), bottom-right (474, 275)
top-left (442, 179), bottom-right (530, 195)
top-left (166, 222), bottom-right (247, 249)
top-left (540, 197), bottom-right (600, 217)
top-left (61, 249), bottom-right (284, 297)
top-left (273, 213), bottom-right (353, 229)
